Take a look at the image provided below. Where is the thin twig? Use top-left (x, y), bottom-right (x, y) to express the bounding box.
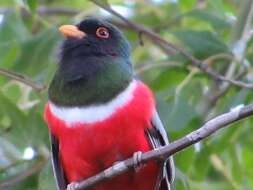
top-left (222, 0), bottom-right (253, 87)
top-left (202, 53), bottom-right (234, 66)
top-left (201, 0), bottom-right (253, 118)
top-left (135, 62), bottom-right (181, 75)
top-left (206, 67), bottom-right (247, 115)
top-left (90, 0), bottom-right (253, 89)
top-left (210, 154), bottom-right (241, 190)
top-left (71, 103), bottom-right (253, 190)
top-left (175, 68), bottom-right (198, 97)
top-left (0, 68), bottom-right (46, 92)
top-left (0, 158), bottom-right (48, 189)
top-left (0, 159), bottom-right (28, 173)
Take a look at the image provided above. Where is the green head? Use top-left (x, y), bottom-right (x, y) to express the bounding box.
top-left (49, 18), bottom-right (133, 107)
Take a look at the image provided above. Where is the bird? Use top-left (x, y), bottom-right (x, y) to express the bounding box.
top-left (44, 18), bottom-right (175, 190)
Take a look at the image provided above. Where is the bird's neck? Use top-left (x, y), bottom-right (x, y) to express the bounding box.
top-left (48, 57), bottom-right (133, 107)
top-left (48, 80), bottom-right (137, 125)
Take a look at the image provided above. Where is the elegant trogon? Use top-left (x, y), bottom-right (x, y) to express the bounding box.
top-left (44, 18), bottom-right (175, 190)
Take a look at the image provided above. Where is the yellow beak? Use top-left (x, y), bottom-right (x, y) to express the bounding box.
top-left (58, 25), bottom-right (86, 39)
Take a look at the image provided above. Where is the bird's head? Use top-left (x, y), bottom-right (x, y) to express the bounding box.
top-left (59, 18), bottom-right (131, 61)
top-left (49, 18), bottom-right (133, 107)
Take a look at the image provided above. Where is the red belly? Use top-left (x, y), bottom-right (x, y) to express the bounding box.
top-left (59, 118), bottom-right (159, 190)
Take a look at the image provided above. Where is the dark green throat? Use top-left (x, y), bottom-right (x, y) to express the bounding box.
top-left (49, 57), bottom-right (133, 107)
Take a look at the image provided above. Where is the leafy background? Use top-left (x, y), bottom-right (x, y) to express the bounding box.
top-left (0, 0), bottom-right (253, 190)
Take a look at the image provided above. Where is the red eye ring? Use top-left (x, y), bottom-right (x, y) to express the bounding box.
top-left (96, 27), bottom-right (109, 38)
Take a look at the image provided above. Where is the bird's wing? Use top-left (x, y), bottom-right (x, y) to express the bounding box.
top-left (145, 110), bottom-right (175, 190)
top-left (50, 134), bottom-right (67, 190)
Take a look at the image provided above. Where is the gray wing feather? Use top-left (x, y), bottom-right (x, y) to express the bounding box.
top-left (50, 134), bottom-right (67, 190)
top-left (146, 110), bottom-right (175, 190)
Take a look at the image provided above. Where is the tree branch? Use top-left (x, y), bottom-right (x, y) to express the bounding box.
top-left (70, 103), bottom-right (253, 190)
top-left (0, 68), bottom-right (46, 92)
top-left (90, 0), bottom-right (253, 89)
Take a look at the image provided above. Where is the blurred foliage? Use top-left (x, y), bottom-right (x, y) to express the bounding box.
top-left (0, 0), bottom-right (253, 190)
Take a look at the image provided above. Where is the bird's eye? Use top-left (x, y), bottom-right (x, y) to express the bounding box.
top-left (96, 27), bottom-right (109, 38)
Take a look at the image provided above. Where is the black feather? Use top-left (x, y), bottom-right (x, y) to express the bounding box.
top-left (145, 110), bottom-right (175, 190)
top-left (50, 134), bottom-right (67, 190)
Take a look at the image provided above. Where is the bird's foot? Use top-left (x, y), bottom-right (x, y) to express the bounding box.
top-left (66, 182), bottom-right (80, 190)
top-left (133, 151), bottom-right (143, 172)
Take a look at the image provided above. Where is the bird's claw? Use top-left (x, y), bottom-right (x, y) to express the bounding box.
top-left (66, 182), bottom-right (80, 190)
top-left (133, 151), bottom-right (143, 172)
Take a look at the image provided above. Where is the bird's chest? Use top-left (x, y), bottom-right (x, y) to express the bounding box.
top-left (55, 102), bottom-right (152, 183)
top-left (44, 81), bottom-right (155, 182)
top-left (60, 110), bottom-right (148, 164)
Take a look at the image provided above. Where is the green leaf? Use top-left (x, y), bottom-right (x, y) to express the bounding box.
top-left (0, 0), bottom-right (16, 6)
top-left (242, 146), bottom-right (253, 189)
top-left (13, 28), bottom-right (59, 79)
top-left (178, 0), bottom-right (197, 11)
top-left (0, 91), bottom-right (26, 127)
top-left (0, 43), bottom-right (20, 69)
top-left (151, 67), bottom-right (188, 91)
top-left (190, 147), bottom-right (211, 180)
top-left (222, 89), bottom-right (249, 112)
top-left (24, 0), bottom-right (37, 13)
top-left (190, 181), bottom-right (231, 190)
top-left (175, 147), bottom-right (195, 172)
top-left (229, 145), bottom-right (243, 184)
top-left (186, 10), bottom-right (231, 30)
top-left (173, 30), bottom-right (229, 58)
top-left (0, 91), bottom-right (35, 149)
top-left (208, 0), bottom-right (226, 17)
top-left (90, 0), bottom-right (109, 7)
top-left (166, 97), bottom-right (198, 131)
top-left (38, 161), bottom-right (55, 190)
top-left (24, 108), bottom-right (49, 146)
top-left (9, 170), bottom-right (39, 190)
top-left (0, 13), bottom-right (30, 43)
